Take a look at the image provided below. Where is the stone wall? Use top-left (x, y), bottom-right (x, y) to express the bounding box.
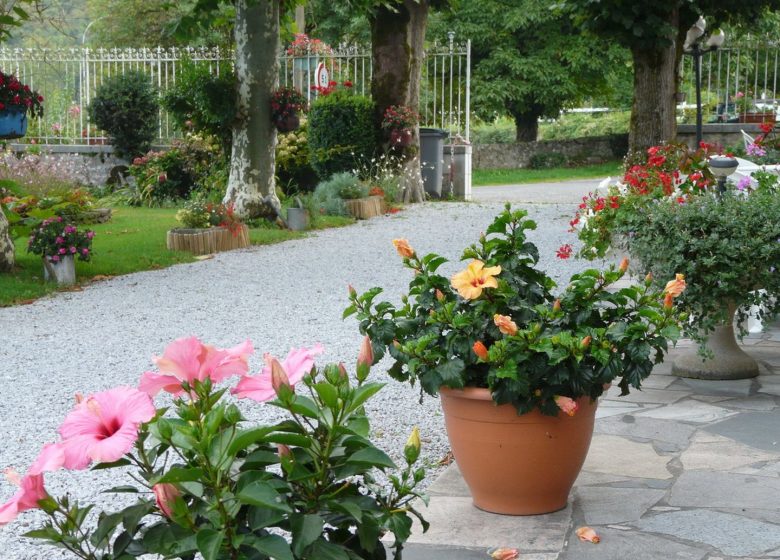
top-left (676, 123), bottom-right (765, 150)
top-left (472, 134), bottom-right (628, 170)
top-left (8, 144), bottom-right (130, 187)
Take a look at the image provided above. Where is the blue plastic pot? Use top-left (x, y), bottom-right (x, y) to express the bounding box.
top-left (0, 107), bottom-right (28, 139)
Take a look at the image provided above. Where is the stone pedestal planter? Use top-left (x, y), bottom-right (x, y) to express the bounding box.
top-left (166, 224), bottom-right (250, 256)
top-left (344, 196), bottom-right (386, 220)
top-left (43, 255), bottom-right (76, 285)
top-left (672, 305), bottom-right (759, 380)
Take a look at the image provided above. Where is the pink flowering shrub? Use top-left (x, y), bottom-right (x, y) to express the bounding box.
top-left (0, 336), bottom-right (427, 560)
top-left (26, 216), bottom-right (94, 262)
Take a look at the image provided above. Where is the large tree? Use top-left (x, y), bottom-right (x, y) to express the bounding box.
top-left (368, 0), bottom-right (431, 202)
top-left (565, 0), bottom-right (780, 152)
top-left (435, 1), bottom-right (628, 142)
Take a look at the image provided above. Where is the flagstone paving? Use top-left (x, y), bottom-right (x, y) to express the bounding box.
top-left (403, 323), bottom-right (780, 560)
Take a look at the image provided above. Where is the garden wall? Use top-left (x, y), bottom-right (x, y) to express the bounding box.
top-left (472, 134), bottom-right (628, 169)
top-left (676, 123), bottom-right (766, 150)
top-left (8, 144), bottom-right (129, 187)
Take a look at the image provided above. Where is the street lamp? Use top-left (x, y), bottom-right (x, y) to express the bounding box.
top-left (682, 16), bottom-right (726, 146)
top-left (708, 155), bottom-right (738, 197)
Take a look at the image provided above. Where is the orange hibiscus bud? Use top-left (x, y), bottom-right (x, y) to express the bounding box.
top-left (348, 284), bottom-right (356, 297)
top-left (435, 289), bottom-right (445, 301)
top-left (357, 335), bottom-right (374, 368)
top-left (663, 292), bottom-right (674, 309)
top-left (490, 548), bottom-right (520, 560)
top-left (153, 483), bottom-right (181, 518)
top-left (473, 341), bottom-right (489, 360)
top-left (581, 335), bottom-right (592, 349)
top-left (493, 314), bottom-right (518, 336)
top-left (552, 299), bottom-right (561, 312)
top-left (451, 260), bottom-right (501, 300)
top-left (337, 362), bottom-right (348, 380)
top-left (271, 358), bottom-right (291, 396)
top-left (576, 526), bottom-right (600, 543)
top-left (277, 444), bottom-right (292, 458)
top-left (392, 238), bottom-right (415, 259)
top-left (663, 273), bottom-right (686, 298)
top-left (619, 257), bottom-right (629, 273)
top-left (554, 395), bottom-right (578, 417)
top-left (645, 272), bottom-right (653, 285)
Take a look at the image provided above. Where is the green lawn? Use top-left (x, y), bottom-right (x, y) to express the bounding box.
top-left (473, 161), bottom-right (623, 186)
top-left (0, 207), bottom-right (353, 307)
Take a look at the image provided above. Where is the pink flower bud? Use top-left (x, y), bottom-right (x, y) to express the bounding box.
top-left (357, 335), bottom-right (374, 368)
top-left (554, 395), bottom-right (578, 417)
top-left (153, 483), bottom-right (180, 518)
top-left (271, 358), bottom-right (291, 396)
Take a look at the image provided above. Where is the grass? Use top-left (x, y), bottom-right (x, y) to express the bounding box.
top-left (472, 160), bottom-right (623, 186)
top-left (0, 207), bottom-right (354, 307)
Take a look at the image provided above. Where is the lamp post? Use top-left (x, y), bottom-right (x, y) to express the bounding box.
top-left (682, 17), bottom-right (725, 147)
top-left (708, 155), bottom-right (739, 197)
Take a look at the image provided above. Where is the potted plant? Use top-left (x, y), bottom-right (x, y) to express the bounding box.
top-left (286, 33), bottom-right (333, 72)
top-left (169, 200), bottom-right (249, 255)
top-left (568, 144), bottom-right (780, 380)
top-left (0, 70), bottom-right (44, 139)
top-left (0, 336), bottom-right (427, 559)
top-left (735, 91), bottom-right (775, 123)
top-left (347, 205), bottom-right (685, 515)
top-left (27, 216), bottom-right (94, 285)
top-left (270, 86), bottom-right (307, 133)
top-left (381, 105), bottom-right (419, 148)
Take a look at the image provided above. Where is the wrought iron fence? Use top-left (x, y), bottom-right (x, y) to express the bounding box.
top-left (0, 40), bottom-right (470, 146)
top-left (679, 42), bottom-right (780, 124)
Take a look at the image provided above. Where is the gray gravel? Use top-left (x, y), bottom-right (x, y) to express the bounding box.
top-left (0, 201), bottom-right (608, 558)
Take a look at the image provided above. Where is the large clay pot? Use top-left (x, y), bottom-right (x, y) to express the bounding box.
top-left (439, 387), bottom-right (597, 515)
top-left (672, 303), bottom-right (759, 380)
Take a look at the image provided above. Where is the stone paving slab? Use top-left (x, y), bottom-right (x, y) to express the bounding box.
top-left (704, 411), bottom-right (780, 451)
top-left (583, 435), bottom-right (673, 479)
top-left (635, 509), bottom-right (780, 556)
top-left (669, 471), bottom-right (780, 509)
top-left (575, 487), bottom-right (665, 524)
top-left (635, 399), bottom-right (740, 423)
top-left (680, 432), bottom-right (779, 470)
top-left (558, 528), bottom-right (707, 560)
top-left (594, 415), bottom-right (697, 449)
top-left (405, 496), bottom-right (571, 551)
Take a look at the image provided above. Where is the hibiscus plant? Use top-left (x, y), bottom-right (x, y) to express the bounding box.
top-left (346, 205), bottom-right (686, 417)
top-left (0, 337), bottom-right (427, 560)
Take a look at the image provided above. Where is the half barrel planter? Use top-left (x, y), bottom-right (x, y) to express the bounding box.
top-left (344, 196), bottom-right (387, 220)
top-left (166, 224), bottom-right (250, 256)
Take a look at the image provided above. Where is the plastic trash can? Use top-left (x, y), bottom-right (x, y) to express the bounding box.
top-left (419, 127), bottom-right (448, 197)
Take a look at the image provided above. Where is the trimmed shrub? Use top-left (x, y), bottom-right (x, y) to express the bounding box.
top-left (308, 90), bottom-right (377, 179)
top-left (276, 120), bottom-right (318, 195)
top-left (88, 71), bottom-right (158, 159)
top-left (312, 172), bottom-right (365, 216)
top-left (162, 60), bottom-right (236, 155)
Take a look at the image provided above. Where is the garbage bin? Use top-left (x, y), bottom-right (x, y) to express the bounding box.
top-left (419, 127), bottom-right (448, 197)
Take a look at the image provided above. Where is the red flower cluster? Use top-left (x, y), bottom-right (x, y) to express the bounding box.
top-left (286, 33), bottom-right (333, 57)
top-left (556, 244), bottom-right (573, 259)
top-left (0, 70), bottom-right (43, 118)
top-left (270, 86), bottom-right (307, 121)
top-left (310, 80), bottom-right (352, 97)
top-left (381, 105), bottom-right (420, 131)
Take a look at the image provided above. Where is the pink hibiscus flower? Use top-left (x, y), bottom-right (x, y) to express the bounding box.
top-left (58, 386), bottom-right (156, 470)
top-left (138, 337), bottom-right (253, 397)
top-left (0, 444), bottom-right (64, 526)
top-left (232, 344), bottom-right (324, 402)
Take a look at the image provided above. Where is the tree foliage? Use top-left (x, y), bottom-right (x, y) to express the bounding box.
top-left (434, 0), bottom-right (629, 141)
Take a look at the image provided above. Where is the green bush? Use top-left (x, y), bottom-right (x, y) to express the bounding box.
top-left (308, 90), bottom-right (377, 179)
top-left (312, 172), bottom-right (366, 216)
top-left (162, 60), bottom-right (236, 155)
top-left (276, 120), bottom-right (318, 194)
top-left (528, 152), bottom-right (567, 169)
top-left (88, 71), bottom-right (158, 159)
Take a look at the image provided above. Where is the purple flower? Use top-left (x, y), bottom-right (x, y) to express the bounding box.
top-left (51, 254), bottom-right (60, 262)
top-left (746, 143), bottom-right (767, 157)
top-left (86, 231), bottom-right (95, 239)
top-left (736, 176), bottom-right (751, 191)
top-left (58, 248), bottom-right (66, 255)
top-left (69, 246), bottom-right (77, 254)
top-left (81, 248), bottom-right (89, 256)
top-left (55, 236), bottom-right (65, 244)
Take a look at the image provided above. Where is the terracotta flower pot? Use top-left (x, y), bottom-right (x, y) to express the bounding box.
top-left (276, 113), bottom-right (301, 132)
top-left (389, 128), bottom-right (413, 147)
top-left (439, 387), bottom-right (597, 515)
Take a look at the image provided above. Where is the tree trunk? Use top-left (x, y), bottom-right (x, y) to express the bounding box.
top-left (512, 111), bottom-right (539, 142)
top-left (0, 209), bottom-right (13, 272)
top-left (370, 0), bottom-right (429, 203)
top-left (629, 10), bottom-right (678, 153)
top-left (224, 0), bottom-right (282, 220)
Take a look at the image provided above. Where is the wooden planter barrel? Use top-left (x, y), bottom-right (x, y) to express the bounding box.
top-left (166, 224), bottom-right (250, 256)
top-left (344, 196), bottom-right (387, 220)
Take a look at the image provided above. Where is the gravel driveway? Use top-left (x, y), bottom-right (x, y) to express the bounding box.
top-left (0, 200), bottom-right (605, 558)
